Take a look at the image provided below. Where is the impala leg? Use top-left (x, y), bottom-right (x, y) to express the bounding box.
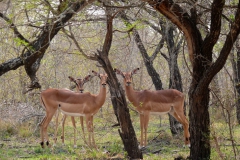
top-left (172, 112), bottom-right (190, 146)
top-left (177, 113), bottom-right (190, 145)
top-left (89, 116), bottom-right (96, 148)
top-left (71, 116), bottom-right (77, 148)
top-left (61, 115), bottom-right (67, 145)
top-left (139, 114), bottom-right (144, 148)
top-left (86, 115), bottom-right (96, 148)
top-left (40, 116), bottom-right (47, 148)
top-left (80, 116), bottom-right (86, 141)
top-left (86, 115), bottom-right (91, 147)
top-left (53, 110), bottom-right (60, 146)
top-left (42, 111), bottom-right (55, 148)
top-left (143, 113), bottom-right (150, 147)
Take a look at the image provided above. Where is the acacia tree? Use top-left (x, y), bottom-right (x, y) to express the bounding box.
top-left (143, 0), bottom-right (240, 159)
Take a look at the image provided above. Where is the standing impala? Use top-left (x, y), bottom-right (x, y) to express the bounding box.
top-left (114, 68), bottom-right (190, 148)
top-left (40, 71), bottom-right (108, 148)
top-left (53, 74), bottom-right (93, 147)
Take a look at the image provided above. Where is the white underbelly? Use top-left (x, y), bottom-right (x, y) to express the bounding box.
top-left (60, 109), bottom-right (85, 117)
top-left (150, 111), bottom-right (169, 115)
top-left (150, 106), bottom-right (172, 115)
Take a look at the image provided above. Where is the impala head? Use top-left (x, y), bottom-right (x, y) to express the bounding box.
top-left (114, 68), bottom-right (140, 86)
top-left (68, 75), bottom-right (92, 93)
top-left (92, 70), bottom-right (108, 87)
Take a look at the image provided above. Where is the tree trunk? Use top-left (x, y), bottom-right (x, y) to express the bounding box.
top-left (98, 55), bottom-right (143, 159)
top-left (91, 7), bottom-right (143, 159)
top-left (189, 87), bottom-right (211, 159)
top-left (164, 24), bottom-right (184, 135)
top-left (234, 46), bottom-right (240, 124)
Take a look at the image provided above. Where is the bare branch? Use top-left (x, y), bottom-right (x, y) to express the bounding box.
top-left (143, 19), bottom-right (162, 34)
top-left (62, 25), bottom-right (97, 60)
top-left (43, 0), bottom-right (58, 15)
top-left (150, 38), bottom-right (164, 62)
top-left (0, 12), bottom-right (30, 45)
top-left (197, 4), bottom-right (240, 93)
top-left (202, 0), bottom-right (225, 53)
top-left (160, 51), bottom-right (169, 62)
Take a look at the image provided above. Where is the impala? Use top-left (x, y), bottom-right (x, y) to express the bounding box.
top-left (114, 68), bottom-right (190, 148)
top-left (53, 75), bottom-right (93, 147)
top-left (39, 71), bottom-right (108, 148)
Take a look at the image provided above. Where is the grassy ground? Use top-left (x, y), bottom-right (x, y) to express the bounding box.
top-left (0, 109), bottom-right (239, 160)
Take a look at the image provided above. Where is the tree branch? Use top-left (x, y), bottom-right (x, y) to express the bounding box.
top-left (150, 38), bottom-right (164, 62)
top-left (62, 25), bottom-right (98, 60)
top-left (144, 0), bottom-right (203, 64)
top-left (43, 0), bottom-right (58, 15)
top-left (197, 3), bottom-right (240, 95)
top-left (0, 12), bottom-right (30, 45)
top-left (202, 0), bottom-right (224, 54)
top-left (0, 0), bottom-right (96, 91)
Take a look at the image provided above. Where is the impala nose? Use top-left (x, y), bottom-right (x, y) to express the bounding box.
top-left (126, 82), bottom-right (131, 86)
top-left (80, 89), bottom-right (84, 93)
top-left (102, 83), bottom-right (107, 87)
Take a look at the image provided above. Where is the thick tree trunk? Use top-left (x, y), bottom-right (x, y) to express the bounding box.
top-left (189, 87), bottom-right (211, 159)
top-left (97, 54), bottom-right (143, 159)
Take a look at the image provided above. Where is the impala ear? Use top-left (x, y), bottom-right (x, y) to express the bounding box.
top-left (114, 68), bottom-right (124, 76)
top-left (92, 70), bottom-right (100, 77)
top-left (131, 68), bottom-right (140, 75)
top-left (84, 74), bottom-right (92, 82)
top-left (68, 76), bottom-right (75, 82)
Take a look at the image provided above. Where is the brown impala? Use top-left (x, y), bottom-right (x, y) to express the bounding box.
top-left (115, 68), bottom-right (190, 148)
top-left (53, 74), bottom-right (93, 148)
top-left (40, 71), bottom-right (108, 148)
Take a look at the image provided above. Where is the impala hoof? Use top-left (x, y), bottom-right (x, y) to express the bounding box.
top-left (40, 142), bottom-right (44, 148)
top-left (138, 145), bottom-right (146, 150)
top-left (183, 144), bottom-right (190, 148)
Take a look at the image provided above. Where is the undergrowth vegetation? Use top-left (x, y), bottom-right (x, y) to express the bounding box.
top-left (0, 103), bottom-right (239, 160)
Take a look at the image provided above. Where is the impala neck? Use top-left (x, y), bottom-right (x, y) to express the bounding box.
top-left (96, 84), bottom-right (107, 107)
top-left (124, 81), bottom-right (138, 106)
